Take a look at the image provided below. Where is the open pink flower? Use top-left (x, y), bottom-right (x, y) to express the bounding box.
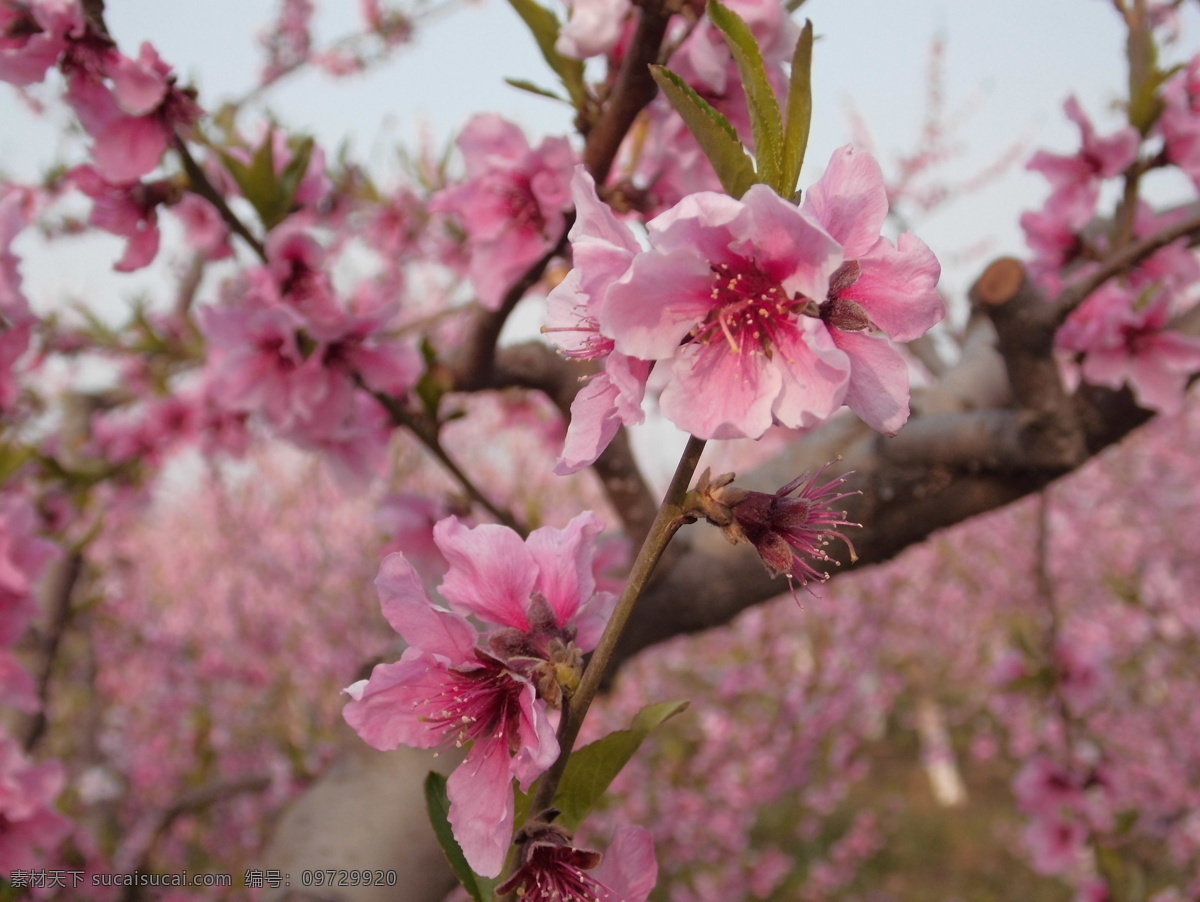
top-left (1056, 283), bottom-right (1200, 414)
top-left (1027, 96), bottom-right (1139, 212)
top-left (600, 184), bottom-right (847, 439)
top-left (432, 114), bottom-right (576, 310)
top-left (801, 145), bottom-right (943, 434)
top-left (65, 41), bottom-right (200, 185)
top-left (344, 512), bottom-right (615, 877)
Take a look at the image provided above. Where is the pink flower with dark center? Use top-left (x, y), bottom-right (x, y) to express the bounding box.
top-left (344, 512), bottom-right (615, 877)
top-left (1056, 283), bottom-right (1200, 415)
top-left (601, 185), bottom-right (848, 439)
top-left (802, 145), bottom-right (944, 434)
top-left (432, 114), bottom-right (576, 310)
top-left (1027, 95), bottom-right (1139, 211)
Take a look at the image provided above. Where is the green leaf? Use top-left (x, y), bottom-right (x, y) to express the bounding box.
top-left (423, 772), bottom-right (489, 902)
top-left (505, 0), bottom-right (587, 110)
top-left (780, 20), bottom-right (813, 196)
top-left (553, 700), bottom-right (689, 831)
top-left (505, 77), bottom-right (568, 103)
top-left (650, 66), bottom-right (756, 198)
top-left (706, 0), bottom-right (784, 192)
top-left (218, 130), bottom-right (317, 231)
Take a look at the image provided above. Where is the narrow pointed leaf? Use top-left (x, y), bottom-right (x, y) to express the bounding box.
top-left (505, 0), bottom-right (587, 110)
top-left (650, 66), bottom-right (756, 198)
top-left (423, 772), bottom-right (488, 902)
top-left (552, 700), bottom-right (689, 832)
top-left (273, 136), bottom-right (315, 229)
top-left (781, 20), bottom-right (813, 196)
top-left (706, 0), bottom-right (783, 191)
top-left (505, 77), bottom-right (568, 103)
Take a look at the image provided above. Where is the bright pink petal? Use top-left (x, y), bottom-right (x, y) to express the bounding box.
top-left (108, 47), bottom-right (168, 116)
top-left (435, 518), bottom-right (537, 630)
top-left (831, 329), bottom-right (911, 435)
top-left (735, 185), bottom-right (841, 301)
top-left (846, 232), bottom-right (943, 341)
top-left (511, 685), bottom-right (559, 787)
top-left (646, 190), bottom-right (745, 261)
top-left (457, 113), bottom-right (530, 176)
top-left (113, 215), bottom-right (160, 272)
top-left (555, 374), bottom-right (626, 476)
top-left (374, 554), bottom-right (477, 661)
top-left (526, 512), bottom-right (603, 627)
top-left (802, 145), bottom-right (889, 258)
top-left (447, 736), bottom-right (516, 878)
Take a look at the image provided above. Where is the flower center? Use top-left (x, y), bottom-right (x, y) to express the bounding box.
top-left (693, 261), bottom-right (799, 357)
top-left (422, 655), bottom-right (526, 753)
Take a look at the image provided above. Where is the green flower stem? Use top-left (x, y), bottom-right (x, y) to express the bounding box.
top-left (527, 435), bottom-right (707, 819)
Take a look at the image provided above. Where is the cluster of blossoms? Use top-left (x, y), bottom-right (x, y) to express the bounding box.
top-left (1020, 78), bottom-right (1200, 414)
top-left (343, 512), bottom-right (646, 888)
top-left (545, 149), bottom-right (943, 474)
top-left (200, 224), bottom-right (424, 483)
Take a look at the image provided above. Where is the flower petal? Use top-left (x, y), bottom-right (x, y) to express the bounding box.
top-left (526, 512), bottom-right (604, 627)
top-left (435, 518), bottom-right (537, 630)
top-left (802, 145), bottom-right (889, 258)
top-left (447, 736), bottom-right (515, 878)
top-left (831, 329), bottom-right (911, 435)
top-left (375, 553), bottom-right (476, 661)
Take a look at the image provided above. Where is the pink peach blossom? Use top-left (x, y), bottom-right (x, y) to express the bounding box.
top-left (601, 185), bottom-right (847, 439)
top-left (344, 512), bottom-right (615, 876)
top-left (432, 114), bottom-right (576, 310)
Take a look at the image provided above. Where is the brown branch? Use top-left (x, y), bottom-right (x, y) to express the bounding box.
top-left (173, 135), bottom-right (268, 263)
top-left (20, 551), bottom-right (82, 752)
top-left (1051, 212), bottom-right (1200, 326)
top-left (364, 384), bottom-right (526, 535)
top-left (490, 342), bottom-right (659, 542)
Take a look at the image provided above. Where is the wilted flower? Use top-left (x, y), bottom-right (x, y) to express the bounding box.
top-left (497, 820), bottom-right (657, 902)
top-left (697, 466), bottom-right (859, 584)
